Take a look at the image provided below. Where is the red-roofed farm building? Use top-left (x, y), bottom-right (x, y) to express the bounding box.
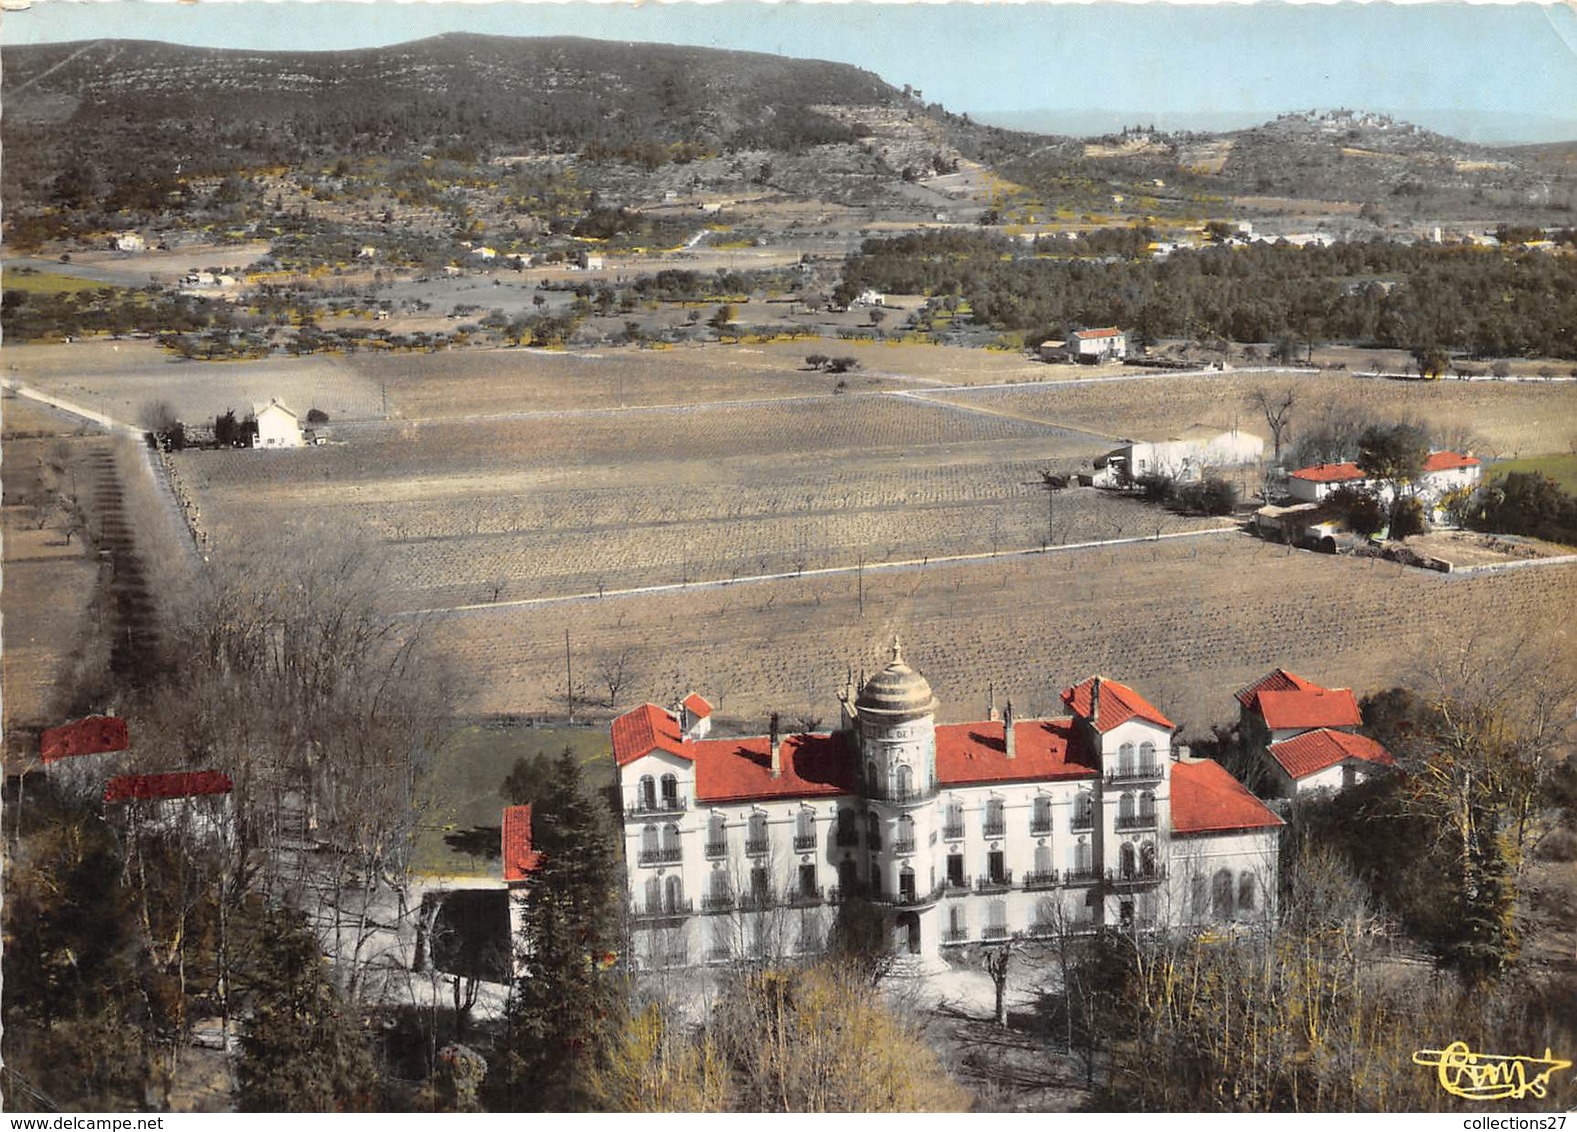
top-left (103, 770), bottom-right (234, 845)
top-left (1065, 327), bottom-right (1128, 363)
top-left (612, 643), bottom-right (1280, 970)
top-left (38, 714), bottom-right (131, 794)
top-left (1285, 451), bottom-right (1481, 524)
top-left (1236, 668), bottom-right (1396, 798)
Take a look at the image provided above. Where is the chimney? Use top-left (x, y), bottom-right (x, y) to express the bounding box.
top-left (769, 712), bottom-right (781, 778)
top-left (1003, 698), bottom-right (1015, 759)
top-left (1090, 677), bottom-right (1101, 728)
top-left (987, 681), bottom-right (999, 723)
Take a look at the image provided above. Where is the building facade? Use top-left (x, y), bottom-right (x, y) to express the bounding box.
top-left (611, 645), bottom-right (1282, 969)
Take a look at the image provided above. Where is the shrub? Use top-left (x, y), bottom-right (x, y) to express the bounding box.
top-left (1135, 472), bottom-right (1175, 504)
top-left (306, 408), bottom-right (330, 424)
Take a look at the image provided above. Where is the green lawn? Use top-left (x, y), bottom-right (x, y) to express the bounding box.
top-left (1485, 453), bottom-right (1577, 494)
top-left (411, 722), bottom-right (614, 879)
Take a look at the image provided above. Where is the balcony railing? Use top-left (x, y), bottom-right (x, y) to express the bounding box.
top-left (633, 898), bottom-right (693, 922)
top-left (1071, 813), bottom-right (1095, 832)
top-left (701, 893), bottom-right (735, 912)
top-left (975, 872), bottom-right (1014, 894)
top-left (627, 795), bottom-right (688, 817)
top-left (1023, 871), bottom-right (1061, 891)
top-left (1030, 816), bottom-right (1053, 834)
top-left (872, 882), bottom-right (946, 907)
top-left (835, 828), bottom-right (860, 847)
top-left (1116, 813), bottom-right (1158, 832)
top-left (1106, 865), bottom-right (1167, 889)
top-left (1064, 868), bottom-right (1100, 886)
top-left (942, 823), bottom-right (965, 841)
top-left (982, 821), bottom-right (1006, 839)
top-left (891, 837), bottom-right (916, 855)
top-left (704, 840), bottom-right (728, 859)
top-left (983, 925), bottom-right (1010, 940)
top-left (740, 891), bottom-right (774, 911)
top-left (705, 945), bottom-right (732, 964)
top-left (1025, 921), bottom-right (1058, 939)
top-left (637, 846), bottom-right (684, 866)
top-left (1106, 763), bottom-right (1163, 784)
top-left (942, 928), bottom-right (969, 945)
top-left (944, 875), bottom-right (969, 893)
top-left (788, 886), bottom-right (824, 907)
top-left (793, 833), bottom-right (818, 851)
top-left (745, 838), bottom-right (769, 856)
top-left (866, 783), bottom-right (939, 804)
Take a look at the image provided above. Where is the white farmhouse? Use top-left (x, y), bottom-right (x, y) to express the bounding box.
top-left (1066, 327), bottom-right (1127, 364)
top-left (253, 400), bottom-right (305, 449)
top-left (1095, 426), bottom-right (1264, 488)
top-left (612, 644), bottom-right (1282, 970)
top-left (1287, 451), bottom-right (1481, 522)
top-left (113, 231), bottom-right (145, 253)
top-left (1236, 668), bottom-right (1395, 798)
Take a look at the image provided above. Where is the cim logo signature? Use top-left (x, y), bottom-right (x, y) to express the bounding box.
top-left (1412, 1041), bottom-right (1572, 1102)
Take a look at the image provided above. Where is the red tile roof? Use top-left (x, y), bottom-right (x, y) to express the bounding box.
top-left (1256, 687), bottom-right (1362, 732)
top-left (693, 733), bottom-right (856, 804)
top-left (1268, 728), bottom-right (1396, 781)
top-left (1423, 451), bottom-right (1481, 473)
top-left (935, 719), bottom-right (1097, 786)
top-left (1074, 326), bottom-right (1122, 338)
top-left (612, 704), bottom-right (691, 766)
top-left (682, 693), bottom-right (713, 719)
top-left (104, 771), bottom-right (233, 803)
top-left (1234, 668), bottom-right (1318, 710)
top-left (41, 715), bottom-right (129, 763)
top-left (502, 804), bottom-right (541, 882)
top-left (1170, 760), bottom-right (1283, 835)
top-left (1289, 461), bottom-right (1366, 484)
top-left (1061, 677), bottom-right (1174, 733)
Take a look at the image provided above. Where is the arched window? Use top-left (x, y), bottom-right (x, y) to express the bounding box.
top-left (898, 865), bottom-right (916, 901)
top-left (1032, 795), bottom-right (1052, 832)
top-left (639, 775), bottom-right (656, 810)
top-left (1074, 791), bottom-right (1094, 828)
top-left (796, 808), bottom-right (815, 839)
top-left (748, 812), bottom-right (767, 851)
top-left (664, 874), bottom-right (684, 912)
top-left (709, 871), bottom-right (731, 900)
top-left (1118, 792), bottom-right (1136, 825)
top-left (662, 823), bottom-right (681, 854)
top-left (660, 773), bottom-right (679, 809)
top-left (1138, 740), bottom-right (1156, 772)
top-left (1238, 872), bottom-right (1257, 915)
top-left (1140, 841), bottom-right (1157, 877)
top-left (708, 814), bottom-right (726, 851)
top-left (1139, 791), bottom-right (1156, 822)
top-left (1212, 868), bottom-right (1235, 920)
top-left (1190, 876), bottom-right (1209, 919)
top-left (896, 763), bottom-right (914, 798)
top-left (984, 798), bottom-right (1005, 837)
top-left (1120, 842), bottom-right (1136, 879)
top-left (1075, 839), bottom-right (1092, 876)
top-left (644, 876), bottom-right (661, 912)
top-left (642, 824), bottom-right (658, 856)
top-left (896, 814), bottom-right (915, 851)
top-left (1119, 743), bottom-right (1136, 776)
top-left (987, 899), bottom-right (1007, 935)
top-left (945, 800), bottom-right (964, 837)
top-left (865, 760), bottom-right (877, 789)
top-left (1034, 843), bottom-right (1053, 877)
top-left (867, 812), bottom-right (881, 850)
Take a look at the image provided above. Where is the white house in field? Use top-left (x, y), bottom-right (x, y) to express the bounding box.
top-left (1094, 426), bottom-right (1264, 488)
top-left (253, 400), bottom-right (305, 449)
top-left (611, 643), bottom-right (1282, 970)
top-left (1287, 452), bottom-right (1481, 519)
top-left (1236, 668), bottom-right (1396, 798)
top-left (1066, 327), bottom-right (1127, 363)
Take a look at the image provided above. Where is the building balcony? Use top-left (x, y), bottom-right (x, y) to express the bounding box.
top-left (834, 829), bottom-right (860, 848)
top-left (740, 892), bottom-right (774, 911)
top-left (632, 898), bottom-right (693, 922)
top-left (1064, 868), bottom-right (1101, 886)
top-left (704, 840), bottom-right (728, 859)
top-left (942, 928), bottom-right (969, 946)
top-left (944, 876), bottom-right (969, 894)
top-left (1106, 764), bottom-right (1163, 785)
top-left (1115, 813), bottom-right (1158, 832)
top-left (1070, 814), bottom-right (1095, 833)
top-left (891, 837), bottom-right (917, 855)
top-left (788, 886), bottom-right (824, 907)
top-left (982, 821), bottom-right (1006, 839)
top-left (704, 945), bottom-right (733, 964)
top-left (867, 782), bottom-right (940, 805)
top-left (637, 846), bottom-right (683, 866)
top-left (975, 872), bottom-right (1013, 894)
top-left (745, 838), bottom-right (769, 856)
top-left (1023, 871), bottom-right (1061, 891)
top-left (1030, 817), bottom-right (1053, 834)
top-left (1024, 921), bottom-right (1059, 939)
top-left (793, 833), bottom-right (818, 852)
top-left (1106, 865), bottom-right (1167, 890)
top-left (872, 882), bottom-right (945, 908)
top-left (626, 796), bottom-right (688, 818)
top-left (701, 893), bottom-right (735, 913)
top-left (982, 925), bottom-right (1010, 940)
top-left (942, 823), bottom-right (965, 841)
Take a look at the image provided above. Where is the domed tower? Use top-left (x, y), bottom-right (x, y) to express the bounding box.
top-left (855, 638), bottom-right (938, 800)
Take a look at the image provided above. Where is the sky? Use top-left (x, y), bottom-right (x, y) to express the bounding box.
top-left (5, 1), bottom-right (1577, 142)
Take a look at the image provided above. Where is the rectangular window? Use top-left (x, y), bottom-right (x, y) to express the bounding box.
top-left (799, 863), bottom-right (818, 897)
top-left (988, 850), bottom-right (1006, 884)
top-left (947, 854), bottom-right (965, 887)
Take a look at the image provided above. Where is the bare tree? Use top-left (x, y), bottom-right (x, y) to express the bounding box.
top-left (1248, 385), bottom-right (1296, 466)
top-left (595, 646), bottom-right (639, 709)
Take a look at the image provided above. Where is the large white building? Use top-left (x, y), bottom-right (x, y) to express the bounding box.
top-left (611, 644), bottom-right (1282, 969)
top-left (1286, 451), bottom-right (1481, 519)
top-left (1094, 426), bottom-right (1265, 488)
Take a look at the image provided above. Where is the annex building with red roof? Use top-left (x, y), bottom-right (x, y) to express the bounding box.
top-left (1236, 667), bottom-right (1397, 798)
top-left (612, 642), bottom-right (1282, 970)
top-left (1286, 451), bottom-right (1482, 521)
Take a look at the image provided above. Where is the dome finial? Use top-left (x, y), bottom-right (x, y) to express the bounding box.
top-left (891, 635), bottom-right (903, 664)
